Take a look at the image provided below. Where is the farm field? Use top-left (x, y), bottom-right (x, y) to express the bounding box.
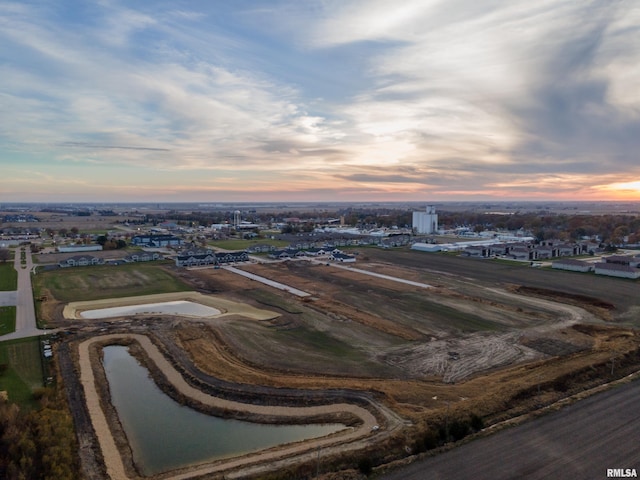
top-left (43, 248), bottom-right (640, 478)
top-left (360, 248), bottom-right (640, 320)
top-left (380, 377), bottom-right (640, 480)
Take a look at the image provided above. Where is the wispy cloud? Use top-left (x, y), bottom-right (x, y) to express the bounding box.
top-left (59, 142), bottom-right (170, 152)
top-left (1, 1), bottom-right (639, 201)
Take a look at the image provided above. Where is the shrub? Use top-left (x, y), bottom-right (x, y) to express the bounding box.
top-left (470, 413), bottom-right (484, 431)
top-left (358, 457), bottom-right (373, 476)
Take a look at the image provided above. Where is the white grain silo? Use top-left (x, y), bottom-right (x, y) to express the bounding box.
top-left (412, 206), bottom-right (438, 234)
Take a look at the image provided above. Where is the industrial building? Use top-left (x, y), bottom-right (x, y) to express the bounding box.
top-left (412, 206), bottom-right (438, 234)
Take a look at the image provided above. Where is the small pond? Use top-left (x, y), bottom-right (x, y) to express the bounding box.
top-left (103, 346), bottom-right (345, 475)
top-left (81, 300), bottom-right (221, 319)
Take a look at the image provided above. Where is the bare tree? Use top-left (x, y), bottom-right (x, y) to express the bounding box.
top-left (0, 248), bottom-right (10, 263)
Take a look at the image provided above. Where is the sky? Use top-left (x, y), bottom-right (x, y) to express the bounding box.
top-left (1, 0), bottom-right (640, 203)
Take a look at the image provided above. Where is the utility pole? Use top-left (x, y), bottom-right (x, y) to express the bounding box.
top-left (445, 401), bottom-right (450, 443)
top-left (611, 351), bottom-right (617, 376)
top-left (537, 373), bottom-right (541, 395)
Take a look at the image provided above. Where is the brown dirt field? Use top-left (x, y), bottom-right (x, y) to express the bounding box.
top-left (54, 252), bottom-right (640, 479)
top-left (173, 259), bottom-right (640, 424)
top-left (173, 321), bottom-right (640, 421)
top-left (360, 249), bottom-right (640, 319)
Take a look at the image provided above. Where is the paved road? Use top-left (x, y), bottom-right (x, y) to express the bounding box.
top-left (0, 247), bottom-right (48, 340)
top-left (381, 380), bottom-right (640, 480)
top-left (223, 265), bottom-right (312, 297)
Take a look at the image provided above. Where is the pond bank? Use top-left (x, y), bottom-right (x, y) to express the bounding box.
top-left (78, 333), bottom-right (389, 479)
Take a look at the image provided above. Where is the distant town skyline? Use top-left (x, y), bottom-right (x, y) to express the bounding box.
top-left (1, 1), bottom-right (639, 203)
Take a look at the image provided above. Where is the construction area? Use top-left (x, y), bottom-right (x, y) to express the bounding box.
top-left (37, 249), bottom-right (640, 479)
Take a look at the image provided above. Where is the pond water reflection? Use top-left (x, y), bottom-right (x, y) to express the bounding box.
top-left (103, 346), bottom-right (345, 475)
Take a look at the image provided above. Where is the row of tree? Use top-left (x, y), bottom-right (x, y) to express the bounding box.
top-left (437, 211), bottom-right (640, 244)
top-left (146, 208), bottom-right (640, 244)
top-left (0, 388), bottom-right (79, 479)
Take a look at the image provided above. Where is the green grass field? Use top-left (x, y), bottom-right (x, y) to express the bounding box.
top-left (33, 262), bottom-right (192, 303)
top-left (209, 238), bottom-right (290, 250)
top-left (0, 262), bottom-right (18, 291)
top-left (0, 307), bottom-right (16, 335)
top-left (0, 337), bottom-right (43, 407)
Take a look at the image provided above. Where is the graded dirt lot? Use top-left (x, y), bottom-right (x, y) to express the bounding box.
top-left (185, 259), bottom-right (604, 384)
top-left (47, 249), bottom-right (640, 479)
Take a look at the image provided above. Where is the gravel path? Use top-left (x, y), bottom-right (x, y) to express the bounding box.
top-left (223, 265), bottom-right (312, 297)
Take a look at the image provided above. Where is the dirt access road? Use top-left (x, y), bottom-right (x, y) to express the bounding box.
top-left (78, 333), bottom-right (402, 480)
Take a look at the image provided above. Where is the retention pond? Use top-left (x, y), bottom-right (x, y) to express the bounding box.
top-left (81, 300), bottom-right (221, 319)
top-left (103, 345), bottom-right (345, 476)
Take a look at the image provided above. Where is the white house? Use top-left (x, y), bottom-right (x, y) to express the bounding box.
top-left (594, 263), bottom-right (640, 279)
top-left (552, 259), bottom-right (593, 273)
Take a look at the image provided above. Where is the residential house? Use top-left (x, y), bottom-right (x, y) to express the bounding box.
top-left (175, 253), bottom-right (216, 267)
top-left (556, 243), bottom-right (578, 257)
top-left (329, 253), bottom-right (356, 263)
top-left (604, 255), bottom-right (639, 266)
top-left (533, 245), bottom-right (556, 259)
top-left (246, 244), bottom-right (276, 253)
top-left (268, 249), bottom-right (295, 259)
top-left (123, 252), bottom-right (161, 262)
top-left (488, 244), bottom-right (509, 256)
top-left (58, 255), bottom-right (104, 268)
top-left (304, 247), bottom-right (327, 256)
top-left (463, 245), bottom-right (489, 258)
top-left (131, 234), bottom-right (184, 248)
top-left (552, 259), bottom-right (593, 273)
top-left (594, 262), bottom-right (640, 279)
top-left (216, 251), bottom-right (249, 264)
top-left (509, 245), bottom-right (533, 261)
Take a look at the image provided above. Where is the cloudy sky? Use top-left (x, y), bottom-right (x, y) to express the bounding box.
top-left (1, 0), bottom-right (639, 202)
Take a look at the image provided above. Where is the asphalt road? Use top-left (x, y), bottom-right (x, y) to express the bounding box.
top-left (1, 247), bottom-right (48, 340)
top-left (380, 380), bottom-right (640, 480)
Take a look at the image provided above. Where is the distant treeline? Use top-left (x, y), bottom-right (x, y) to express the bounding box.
top-left (134, 208), bottom-right (640, 244)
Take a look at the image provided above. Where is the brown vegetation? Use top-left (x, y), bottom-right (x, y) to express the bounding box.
top-left (0, 384), bottom-right (79, 479)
